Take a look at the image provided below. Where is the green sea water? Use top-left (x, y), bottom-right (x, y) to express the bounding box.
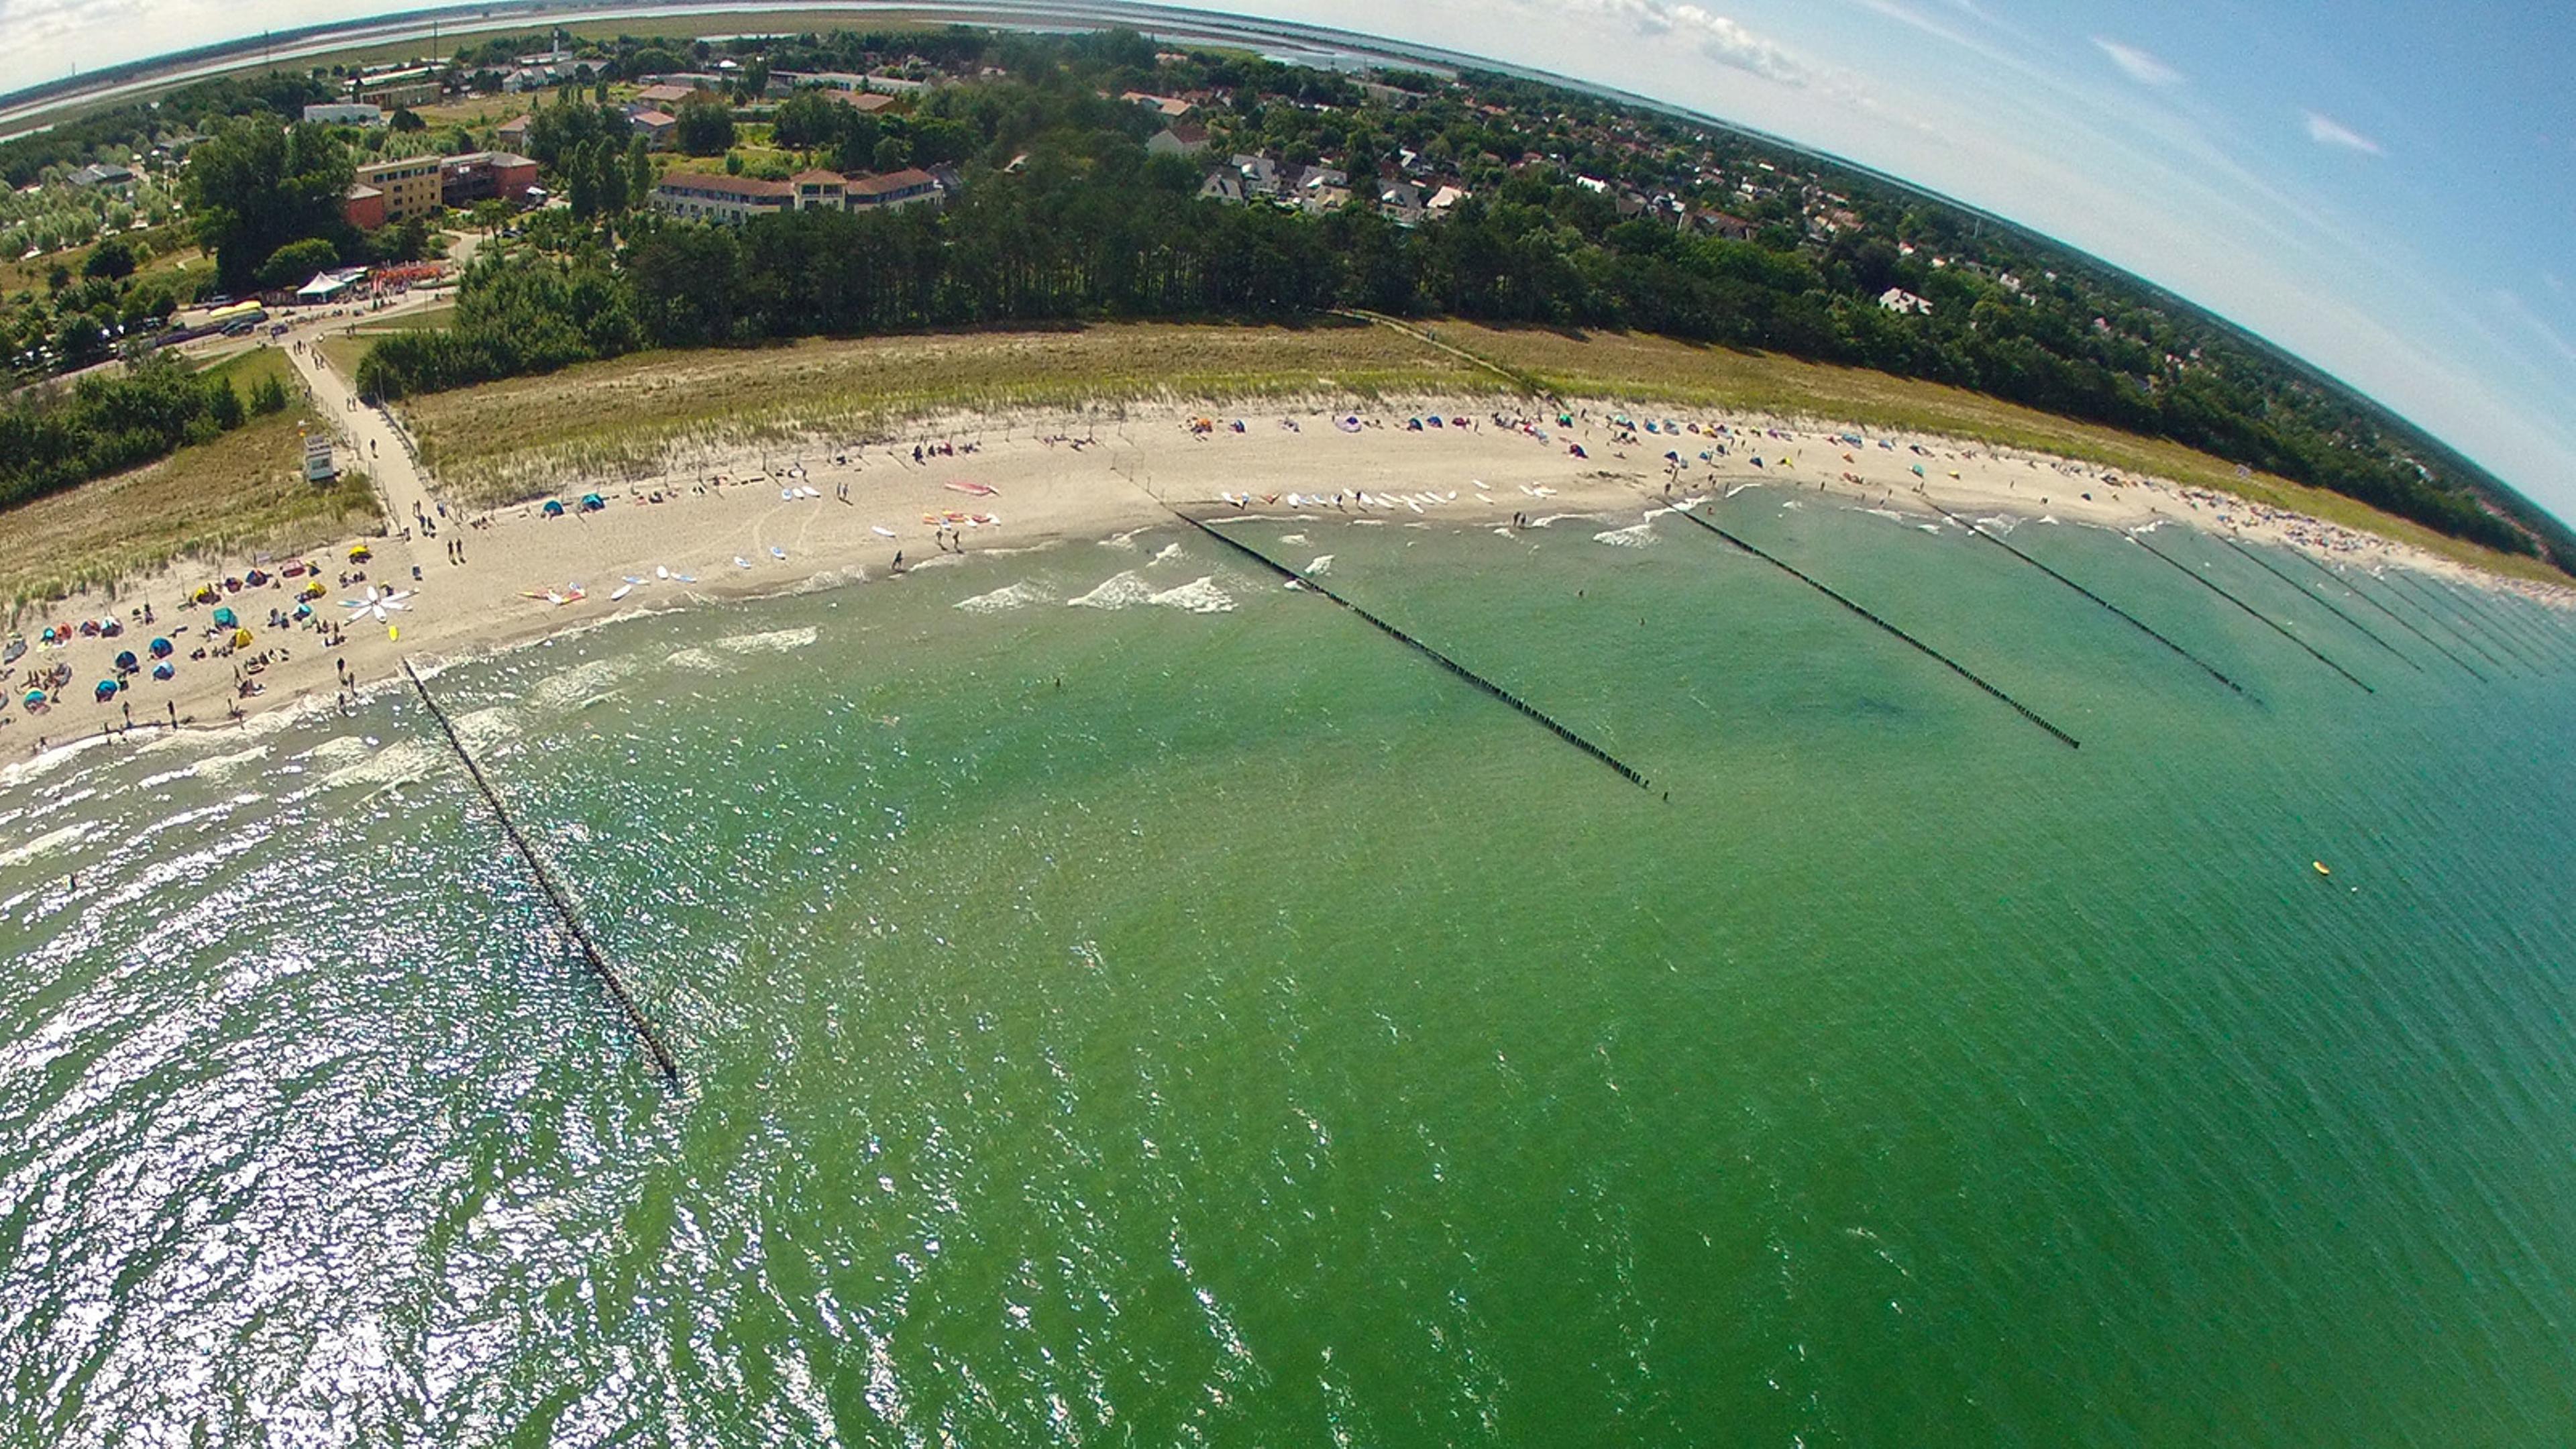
top-left (5, 493), bottom-right (2575, 1445)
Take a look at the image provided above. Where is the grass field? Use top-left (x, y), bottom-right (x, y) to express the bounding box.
top-left (396, 319), bottom-right (1505, 504)
top-left (318, 304), bottom-right (455, 375)
top-left (0, 350), bottom-right (381, 616)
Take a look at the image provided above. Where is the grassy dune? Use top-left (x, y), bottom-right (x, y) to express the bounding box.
top-left (384, 317), bottom-right (2559, 582)
top-left (1431, 322), bottom-right (2561, 584)
top-left (1, 350), bottom-right (381, 616)
top-left (398, 320), bottom-right (1503, 506)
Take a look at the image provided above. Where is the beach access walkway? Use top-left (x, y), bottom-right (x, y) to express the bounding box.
top-left (281, 321), bottom-right (445, 543)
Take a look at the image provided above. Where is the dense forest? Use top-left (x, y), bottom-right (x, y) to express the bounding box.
top-left (0, 356), bottom-right (286, 509)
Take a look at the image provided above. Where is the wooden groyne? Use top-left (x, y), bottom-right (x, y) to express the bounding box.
top-left (2127, 530), bottom-right (2373, 694)
top-left (2215, 535), bottom-right (2420, 673)
top-left (2283, 549), bottom-right (2485, 682)
top-left (2375, 570), bottom-right (2518, 676)
top-left (402, 659), bottom-right (682, 1083)
top-left (1670, 503), bottom-right (2081, 749)
top-left (1178, 515), bottom-right (1651, 789)
top-left (1921, 499), bottom-right (2249, 698)
top-left (2406, 572), bottom-right (2553, 674)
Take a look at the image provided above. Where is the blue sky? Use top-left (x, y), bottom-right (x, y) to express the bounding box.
top-left (7, 0), bottom-right (2569, 518)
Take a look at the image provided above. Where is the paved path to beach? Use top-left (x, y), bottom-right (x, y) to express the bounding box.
top-left (282, 333), bottom-right (444, 543)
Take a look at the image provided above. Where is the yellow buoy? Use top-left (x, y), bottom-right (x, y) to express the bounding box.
top-left (2313, 861), bottom-right (2331, 877)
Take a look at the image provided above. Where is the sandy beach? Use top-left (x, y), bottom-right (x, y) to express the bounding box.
top-left (7, 361), bottom-right (2571, 768)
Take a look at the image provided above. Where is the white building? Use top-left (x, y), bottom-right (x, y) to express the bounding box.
top-left (1878, 287), bottom-right (1935, 316)
top-left (303, 103), bottom-right (387, 127)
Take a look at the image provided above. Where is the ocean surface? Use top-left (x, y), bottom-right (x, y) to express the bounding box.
top-left (6, 493), bottom-right (2574, 1446)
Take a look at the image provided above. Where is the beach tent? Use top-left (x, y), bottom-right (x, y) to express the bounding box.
top-left (23, 689), bottom-right (46, 708)
top-left (348, 545), bottom-right (372, 563)
top-left (95, 680), bottom-right (118, 702)
top-left (231, 629), bottom-right (253, 647)
top-left (1911, 464), bottom-right (1926, 478)
top-left (149, 637), bottom-right (173, 659)
top-left (212, 607), bottom-right (238, 629)
top-left (1336, 415), bottom-right (1362, 433)
top-left (113, 650), bottom-right (138, 673)
top-left (541, 499), bottom-right (566, 517)
top-left (152, 662), bottom-right (175, 681)
top-left (580, 493), bottom-right (606, 512)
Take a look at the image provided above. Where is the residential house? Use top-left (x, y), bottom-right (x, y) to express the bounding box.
top-left (1121, 91), bottom-right (1195, 121)
top-left (66, 162), bottom-right (136, 189)
top-left (633, 83), bottom-right (706, 108)
top-left (1197, 169), bottom-right (1246, 204)
top-left (1877, 287), bottom-right (1934, 316)
top-left (651, 172), bottom-right (796, 225)
top-left (353, 68), bottom-right (440, 109)
top-left (845, 168), bottom-right (941, 210)
top-left (495, 115), bottom-right (534, 150)
top-left (303, 103), bottom-right (386, 127)
top-left (1146, 121), bottom-right (1209, 157)
top-left (627, 110), bottom-right (678, 149)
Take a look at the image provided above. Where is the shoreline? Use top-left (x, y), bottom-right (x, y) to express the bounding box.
top-left (7, 391), bottom-right (2571, 776)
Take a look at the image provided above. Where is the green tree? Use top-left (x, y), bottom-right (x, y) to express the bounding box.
top-left (566, 140), bottom-right (598, 219)
top-left (248, 373), bottom-right (291, 415)
top-left (596, 138), bottom-right (629, 214)
top-left (184, 119), bottom-right (355, 292)
top-left (83, 236), bottom-right (138, 280)
top-left (871, 134), bottom-right (910, 172)
top-left (258, 236), bottom-right (341, 290)
top-left (627, 136), bottom-right (653, 210)
top-left (675, 99), bottom-right (735, 156)
top-left (390, 106), bottom-right (427, 132)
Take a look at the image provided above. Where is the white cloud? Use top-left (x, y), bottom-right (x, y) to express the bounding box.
top-left (2091, 38), bottom-right (2182, 87)
top-left (1552, 0), bottom-right (1812, 85)
top-left (2303, 110), bottom-right (2383, 155)
top-left (2495, 290), bottom-right (2576, 364)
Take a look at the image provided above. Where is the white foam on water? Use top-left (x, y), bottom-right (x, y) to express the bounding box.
top-left (0, 733), bottom-right (119, 794)
top-left (1069, 572), bottom-right (1154, 610)
top-left (1149, 543), bottom-right (1184, 565)
top-left (300, 736), bottom-right (372, 769)
top-left (1593, 523), bottom-right (1658, 549)
top-left (451, 706), bottom-right (521, 754)
top-left (1864, 508), bottom-right (1909, 522)
top-left (1304, 555), bottom-right (1334, 576)
top-left (1150, 576), bottom-right (1235, 614)
top-left (955, 582), bottom-right (1053, 614)
top-left (1918, 523), bottom-right (1943, 534)
top-left (0, 820), bottom-right (95, 871)
top-left (526, 656), bottom-right (643, 713)
top-left (714, 627), bottom-right (820, 655)
top-left (665, 647), bottom-right (724, 672)
top-left (1098, 528), bottom-right (1146, 551)
top-left (310, 737), bottom-right (442, 796)
top-left (1281, 533), bottom-right (1310, 545)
